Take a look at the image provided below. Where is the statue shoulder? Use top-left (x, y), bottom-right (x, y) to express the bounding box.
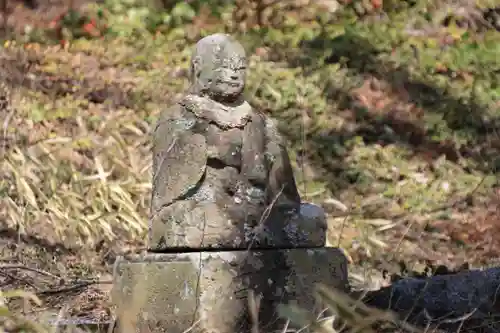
top-left (153, 103), bottom-right (197, 135)
top-left (151, 102), bottom-right (208, 214)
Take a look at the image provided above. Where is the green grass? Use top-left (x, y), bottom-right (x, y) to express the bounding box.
top-left (1, 0), bottom-right (500, 330)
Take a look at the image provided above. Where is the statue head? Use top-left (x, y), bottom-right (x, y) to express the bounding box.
top-left (188, 33), bottom-right (247, 104)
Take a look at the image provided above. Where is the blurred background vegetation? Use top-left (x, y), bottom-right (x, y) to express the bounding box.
top-left (0, 0), bottom-right (499, 331)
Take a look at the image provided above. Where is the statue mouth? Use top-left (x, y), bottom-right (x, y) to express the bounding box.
top-left (221, 81), bottom-right (241, 88)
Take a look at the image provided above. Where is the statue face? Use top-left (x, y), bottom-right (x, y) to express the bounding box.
top-left (208, 49), bottom-right (247, 102)
top-left (191, 34), bottom-right (248, 103)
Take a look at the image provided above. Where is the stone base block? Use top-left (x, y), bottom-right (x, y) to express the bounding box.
top-left (111, 248), bottom-right (348, 333)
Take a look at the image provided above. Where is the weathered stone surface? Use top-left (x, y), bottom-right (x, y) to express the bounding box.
top-left (150, 199), bottom-right (328, 250)
top-left (151, 108), bottom-right (208, 215)
top-left (112, 248), bottom-right (349, 333)
top-left (148, 33), bottom-right (327, 252)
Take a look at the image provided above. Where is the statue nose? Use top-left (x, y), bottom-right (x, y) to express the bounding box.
top-left (230, 74), bottom-right (239, 80)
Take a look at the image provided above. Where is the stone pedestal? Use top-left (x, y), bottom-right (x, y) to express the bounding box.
top-left (112, 248), bottom-right (348, 333)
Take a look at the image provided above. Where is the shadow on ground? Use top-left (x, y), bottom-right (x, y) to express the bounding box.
top-left (266, 26), bottom-right (500, 197)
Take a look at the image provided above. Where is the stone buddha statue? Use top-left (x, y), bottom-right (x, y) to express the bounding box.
top-left (149, 33), bottom-right (327, 251)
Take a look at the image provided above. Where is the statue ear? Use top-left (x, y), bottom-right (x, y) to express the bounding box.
top-left (191, 56), bottom-right (202, 80)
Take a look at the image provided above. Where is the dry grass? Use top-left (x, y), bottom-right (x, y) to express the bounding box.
top-left (0, 39), bottom-right (161, 325)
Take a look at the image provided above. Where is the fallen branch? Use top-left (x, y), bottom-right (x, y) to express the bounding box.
top-left (362, 266), bottom-right (500, 332)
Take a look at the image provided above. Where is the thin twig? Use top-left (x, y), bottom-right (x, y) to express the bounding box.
top-left (182, 318), bottom-right (201, 333)
top-left (248, 288), bottom-right (262, 333)
top-left (38, 279), bottom-right (111, 295)
top-left (0, 264), bottom-right (61, 280)
top-left (246, 185), bottom-right (285, 252)
top-left (0, 270), bottom-right (40, 291)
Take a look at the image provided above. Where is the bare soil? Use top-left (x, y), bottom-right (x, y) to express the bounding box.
top-left (1, 0), bottom-right (98, 36)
